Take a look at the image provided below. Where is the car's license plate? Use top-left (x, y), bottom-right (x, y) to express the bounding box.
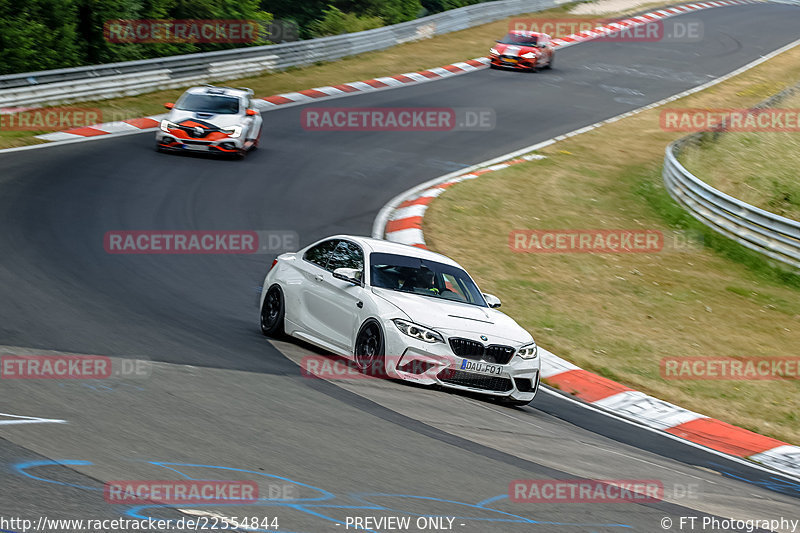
top-left (183, 144), bottom-right (207, 151)
top-left (503, 58), bottom-right (518, 63)
top-left (460, 359), bottom-right (502, 375)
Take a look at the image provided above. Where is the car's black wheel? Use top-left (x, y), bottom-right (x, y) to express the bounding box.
top-left (354, 321), bottom-right (385, 377)
top-left (544, 55), bottom-right (553, 69)
top-left (260, 285), bottom-right (285, 337)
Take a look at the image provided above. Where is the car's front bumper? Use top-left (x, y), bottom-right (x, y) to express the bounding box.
top-left (155, 131), bottom-right (247, 154)
top-left (489, 55), bottom-right (537, 70)
top-left (381, 322), bottom-right (540, 402)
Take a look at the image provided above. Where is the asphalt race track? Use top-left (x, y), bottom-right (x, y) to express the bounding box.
top-left (1, 4), bottom-right (799, 532)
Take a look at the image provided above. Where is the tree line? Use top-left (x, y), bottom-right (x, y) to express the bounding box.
top-left (0, 0), bottom-right (489, 75)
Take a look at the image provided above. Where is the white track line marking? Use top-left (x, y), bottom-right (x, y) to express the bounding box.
top-left (374, 34), bottom-right (800, 480)
top-left (0, 413), bottom-right (67, 426)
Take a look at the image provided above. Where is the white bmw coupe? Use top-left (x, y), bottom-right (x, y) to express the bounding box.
top-left (259, 236), bottom-right (540, 405)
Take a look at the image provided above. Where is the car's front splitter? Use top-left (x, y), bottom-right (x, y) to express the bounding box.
top-left (382, 330), bottom-right (540, 401)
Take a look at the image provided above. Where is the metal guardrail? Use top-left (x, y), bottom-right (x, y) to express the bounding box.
top-left (662, 84), bottom-right (800, 270)
top-left (0, 0), bottom-right (559, 107)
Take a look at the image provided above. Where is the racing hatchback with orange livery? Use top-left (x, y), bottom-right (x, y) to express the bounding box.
top-left (156, 85), bottom-right (262, 158)
top-left (489, 31), bottom-right (554, 71)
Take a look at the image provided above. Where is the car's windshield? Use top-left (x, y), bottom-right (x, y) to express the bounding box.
top-left (498, 33), bottom-right (539, 46)
top-left (176, 94), bottom-right (240, 114)
top-left (369, 252), bottom-right (487, 307)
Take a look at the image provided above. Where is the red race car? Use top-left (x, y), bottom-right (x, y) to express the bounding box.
top-left (489, 31), bottom-right (554, 71)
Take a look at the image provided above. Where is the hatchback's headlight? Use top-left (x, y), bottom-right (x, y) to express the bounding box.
top-left (160, 119), bottom-right (178, 133)
top-left (223, 125), bottom-right (243, 138)
top-left (517, 342), bottom-right (538, 359)
top-left (521, 52), bottom-right (537, 59)
top-left (392, 319), bottom-right (444, 344)
top-left (490, 47), bottom-right (499, 56)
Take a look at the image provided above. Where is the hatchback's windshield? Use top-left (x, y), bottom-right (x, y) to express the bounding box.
top-left (370, 252), bottom-right (487, 306)
top-left (498, 33), bottom-right (539, 46)
top-left (176, 94), bottom-right (240, 114)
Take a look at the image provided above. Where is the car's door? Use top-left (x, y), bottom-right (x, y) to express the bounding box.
top-left (293, 238), bottom-right (340, 336)
top-left (310, 240), bottom-right (366, 351)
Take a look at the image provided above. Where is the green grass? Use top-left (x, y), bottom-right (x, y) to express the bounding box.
top-left (634, 163), bottom-right (800, 289)
top-left (679, 92), bottom-right (800, 222)
top-left (424, 43), bottom-right (800, 444)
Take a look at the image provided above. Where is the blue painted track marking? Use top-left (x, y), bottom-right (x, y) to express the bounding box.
top-left (14, 459), bottom-right (635, 532)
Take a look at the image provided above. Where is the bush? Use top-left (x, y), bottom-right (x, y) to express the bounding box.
top-left (0, 0), bottom-right (272, 74)
top-left (309, 5), bottom-right (383, 37)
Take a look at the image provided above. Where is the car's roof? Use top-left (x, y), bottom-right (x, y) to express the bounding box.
top-left (319, 235), bottom-right (464, 269)
top-left (184, 85), bottom-right (252, 98)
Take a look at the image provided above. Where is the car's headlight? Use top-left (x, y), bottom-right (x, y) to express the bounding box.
top-left (160, 119), bottom-right (178, 133)
top-left (490, 47), bottom-right (499, 56)
top-left (392, 319), bottom-right (444, 344)
top-left (521, 52), bottom-right (537, 59)
top-left (223, 125), bottom-right (243, 138)
top-left (517, 342), bottom-right (538, 359)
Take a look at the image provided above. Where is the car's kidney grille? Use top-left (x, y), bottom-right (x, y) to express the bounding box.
top-left (485, 345), bottom-right (515, 365)
top-left (438, 369), bottom-right (513, 392)
top-left (449, 338), bottom-right (515, 364)
top-left (449, 338), bottom-right (484, 358)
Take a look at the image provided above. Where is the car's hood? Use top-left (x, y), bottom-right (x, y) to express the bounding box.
top-left (372, 287), bottom-right (532, 344)
top-left (493, 43), bottom-right (538, 57)
top-left (166, 109), bottom-right (244, 128)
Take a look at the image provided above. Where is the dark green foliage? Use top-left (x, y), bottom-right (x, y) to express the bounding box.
top-left (0, 0), bottom-right (83, 73)
top-left (308, 5), bottom-right (383, 37)
top-left (0, 0), bottom-right (478, 73)
top-left (420, 0), bottom-right (485, 15)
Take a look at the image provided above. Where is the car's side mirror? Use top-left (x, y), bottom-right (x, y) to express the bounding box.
top-left (333, 267), bottom-right (362, 286)
top-left (164, 102), bottom-right (174, 109)
top-left (246, 109), bottom-right (257, 116)
top-left (483, 293), bottom-right (501, 308)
